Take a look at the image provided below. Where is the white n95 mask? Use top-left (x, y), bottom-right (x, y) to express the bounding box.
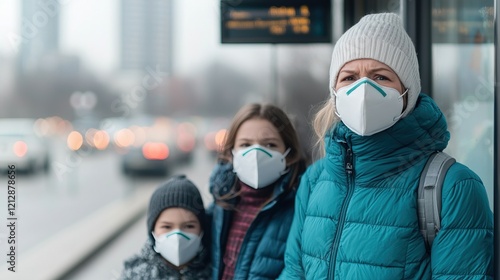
top-left (333, 77), bottom-right (407, 136)
top-left (232, 144), bottom-right (290, 189)
top-left (152, 230), bottom-right (202, 266)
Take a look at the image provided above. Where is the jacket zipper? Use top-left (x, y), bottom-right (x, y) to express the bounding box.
top-left (328, 146), bottom-right (355, 279)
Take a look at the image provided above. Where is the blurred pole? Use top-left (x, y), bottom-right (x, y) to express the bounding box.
top-left (270, 44), bottom-right (278, 105)
top-left (332, 0), bottom-right (344, 42)
top-left (494, 0), bottom-right (499, 277)
top-left (401, 0), bottom-right (433, 96)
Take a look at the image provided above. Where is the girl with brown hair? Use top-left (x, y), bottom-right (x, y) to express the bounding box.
top-left (209, 103), bottom-right (306, 280)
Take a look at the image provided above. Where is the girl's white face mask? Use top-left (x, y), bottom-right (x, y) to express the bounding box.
top-left (332, 77), bottom-right (407, 136)
top-left (232, 144), bottom-right (290, 189)
top-left (152, 230), bottom-right (202, 267)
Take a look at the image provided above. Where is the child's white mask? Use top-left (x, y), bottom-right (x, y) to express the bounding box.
top-left (152, 230), bottom-right (202, 266)
top-left (232, 144), bottom-right (290, 189)
top-left (332, 77), bottom-right (407, 136)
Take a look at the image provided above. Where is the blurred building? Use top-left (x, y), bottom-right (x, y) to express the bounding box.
top-left (0, 56), bottom-right (16, 98)
top-left (120, 0), bottom-right (173, 73)
top-left (18, 0), bottom-right (61, 74)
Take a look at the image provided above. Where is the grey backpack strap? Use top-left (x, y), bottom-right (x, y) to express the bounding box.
top-left (418, 152), bottom-right (456, 251)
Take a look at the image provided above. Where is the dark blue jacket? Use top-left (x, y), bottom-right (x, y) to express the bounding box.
top-left (209, 162), bottom-right (297, 280)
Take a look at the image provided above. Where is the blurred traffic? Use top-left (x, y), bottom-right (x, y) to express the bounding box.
top-left (0, 113), bottom-right (229, 266)
top-left (0, 118), bottom-right (51, 173)
top-left (0, 114), bottom-right (231, 177)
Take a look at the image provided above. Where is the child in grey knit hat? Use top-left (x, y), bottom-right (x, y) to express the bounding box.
top-left (120, 175), bottom-right (211, 280)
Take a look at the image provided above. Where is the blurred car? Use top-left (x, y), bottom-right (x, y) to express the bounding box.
top-left (67, 116), bottom-right (109, 152)
top-left (117, 115), bottom-right (199, 176)
top-left (200, 117), bottom-right (230, 157)
top-left (121, 142), bottom-right (170, 175)
top-left (118, 116), bottom-right (176, 176)
top-left (174, 119), bottom-right (198, 163)
top-left (99, 117), bottom-right (129, 150)
top-left (0, 118), bottom-right (50, 173)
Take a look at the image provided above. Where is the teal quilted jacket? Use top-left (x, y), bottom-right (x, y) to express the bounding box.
top-left (280, 94), bottom-right (493, 279)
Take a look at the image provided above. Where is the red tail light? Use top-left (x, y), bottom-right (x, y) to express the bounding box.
top-left (13, 141), bottom-right (28, 157)
top-left (142, 142), bottom-right (169, 160)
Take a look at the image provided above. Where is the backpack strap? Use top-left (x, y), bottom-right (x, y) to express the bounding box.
top-left (418, 151), bottom-right (456, 251)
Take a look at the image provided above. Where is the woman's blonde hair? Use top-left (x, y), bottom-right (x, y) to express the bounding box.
top-left (312, 97), bottom-right (340, 158)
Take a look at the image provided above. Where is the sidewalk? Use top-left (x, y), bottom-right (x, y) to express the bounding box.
top-left (62, 210), bottom-right (148, 280)
top-left (0, 186), bottom-right (154, 280)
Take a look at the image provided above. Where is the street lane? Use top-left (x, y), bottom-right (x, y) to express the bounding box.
top-left (0, 136), bottom-right (210, 257)
top-left (62, 144), bottom-right (217, 280)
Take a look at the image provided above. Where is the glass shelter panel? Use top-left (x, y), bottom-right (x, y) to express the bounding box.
top-left (431, 0), bottom-right (495, 209)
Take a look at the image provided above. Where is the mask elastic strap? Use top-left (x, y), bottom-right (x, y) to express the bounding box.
top-left (399, 88), bottom-right (409, 99)
top-left (152, 231), bottom-right (160, 253)
top-left (330, 87), bottom-right (338, 98)
top-left (279, 148), bottom-right (292, 175)
top-left (197, 232), bottom-right (205, 252)
top-left (393, 88), bottom-right (410, 121)
top-left (393, 112), bottom-right (404, 122)
top-left (283, 147), bottom-right (291, 157)
top-left (330, 89), bottom-right (342, 118)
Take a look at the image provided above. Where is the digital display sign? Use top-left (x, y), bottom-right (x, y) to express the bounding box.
top-left (221, 0), bottom-right (332, 44)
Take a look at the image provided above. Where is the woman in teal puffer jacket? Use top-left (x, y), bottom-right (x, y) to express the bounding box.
top-left (280, 13), bottom-right (493, 279)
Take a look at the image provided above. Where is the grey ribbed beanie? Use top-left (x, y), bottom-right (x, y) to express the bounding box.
top-left (147, 175), bottom-right (206, 243)
top-left (329, 13), bottom-right (421, 117)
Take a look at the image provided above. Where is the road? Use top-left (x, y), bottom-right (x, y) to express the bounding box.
top-left (0, 137), bottom-right (156, 255)
top-left (0, 136), bottom-right (216, 279)
top-left (62, 143), bottom-right (216, 280)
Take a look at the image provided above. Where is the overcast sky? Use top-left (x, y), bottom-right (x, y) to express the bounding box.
top-left (0, 0), bottom-right (220, 73)
top-left (0, 0), bottom-right (19, 55)
top-left (0, 0), bottom-right (274, 75)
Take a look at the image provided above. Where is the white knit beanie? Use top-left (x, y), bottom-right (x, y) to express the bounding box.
top-left (329, 13), bottom-right (421, 117)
